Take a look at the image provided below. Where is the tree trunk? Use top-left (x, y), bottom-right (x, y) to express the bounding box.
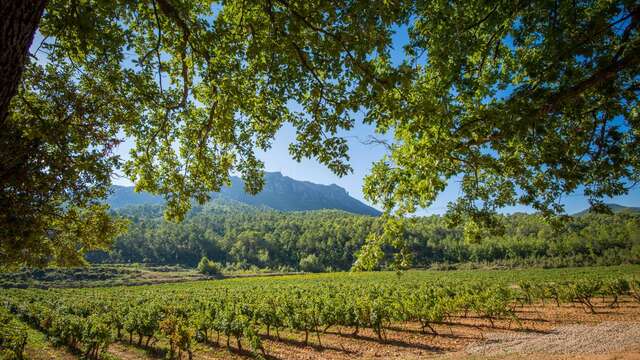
top-left (0, 0), bottom-right (47, 124)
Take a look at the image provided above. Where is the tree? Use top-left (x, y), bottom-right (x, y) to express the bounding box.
top-left (0, 1), bottom-right (47, 123)
top-left (359, 0), bottom-right (640, 268)
top-left (197, 256), bottom-right (223, 276)
top-left (1, 0), bottom-right (409, 268)
top-left (298, 254), bottom-right (323, 272)
top-left (1, 0), bottom-right (639, 269)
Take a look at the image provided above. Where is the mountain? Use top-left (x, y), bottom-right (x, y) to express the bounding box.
top-left (108, 172), bottom-right (381, 216)
top-left (573, 203), bottom-right (640, 216)
top-left (107, 186), bottom-right (166, 209)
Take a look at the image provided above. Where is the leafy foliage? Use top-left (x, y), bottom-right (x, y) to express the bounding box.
top-left (3, 0), bottom-right (412, 269)
top-left (2, 50), bottom-right (131, 268)
top-left (89, 203), bottom-right (640, 271)
top-left (3, 0), bottom-right (639, 269)
top-left (196, 256), bottom-right (223, 276)
top-left (361, 0), bottom-right (640, 266)
top-left (0, 308), bottom-right (28, 360)
top-left (298, 254), bottom-right (323, 273)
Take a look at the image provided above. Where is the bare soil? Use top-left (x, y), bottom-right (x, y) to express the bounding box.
top-left (103, 297), bottom-right (640, 360)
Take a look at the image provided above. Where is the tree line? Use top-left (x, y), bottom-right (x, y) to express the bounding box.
top-left (86, 201), bottom-right (640, 271)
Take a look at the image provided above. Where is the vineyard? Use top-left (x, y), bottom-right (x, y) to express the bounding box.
top-left (1, 266), bottom-right (640, 359)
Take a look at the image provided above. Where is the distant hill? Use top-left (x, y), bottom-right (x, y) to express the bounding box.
top-left (107, 186), bottom-right (165, 208)
top-left (573, 203), bottom-right (640, 216)
top-left (108, 172), bottom-right (381, 216)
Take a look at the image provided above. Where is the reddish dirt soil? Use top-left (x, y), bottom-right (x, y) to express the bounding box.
top-left (105, 297), bottom-right (640, 360)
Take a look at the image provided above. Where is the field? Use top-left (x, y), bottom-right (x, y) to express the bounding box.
top-left (2, 265), bottom-right (640, 359)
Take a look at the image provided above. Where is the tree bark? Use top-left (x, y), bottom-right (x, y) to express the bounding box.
top-left (0, 0), bottom-right (47, 124)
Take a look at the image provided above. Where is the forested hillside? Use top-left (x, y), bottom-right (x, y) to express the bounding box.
top-left (108, 172), bottom-right (381, 216)
top-left (88, 201), bottom-right (640, 271)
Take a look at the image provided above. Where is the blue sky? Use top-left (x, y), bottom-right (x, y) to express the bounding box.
top-left (113, 21), bottom-right (639, 215)
top-left (112, 116), bottom-right (640, 215)
top-left (32, 18), bottom-right (637, 215)
top-left (111, 91), bottom-right (640, 216)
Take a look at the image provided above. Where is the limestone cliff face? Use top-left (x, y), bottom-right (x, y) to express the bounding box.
top-left (108, 172), bottom-right (380, 216)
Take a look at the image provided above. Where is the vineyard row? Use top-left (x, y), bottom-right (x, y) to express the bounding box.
top-left (2, 277), bottom-right (640, 359)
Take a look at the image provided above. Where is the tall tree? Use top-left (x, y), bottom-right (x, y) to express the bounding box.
top-left (1, 0), bottom-right (638, 269)
top-left (1, 0), bottom-right (409, 268)
top-left (357, 0), bottom-right (640, 269)
top-left (0, 1), bottom-right (46, 123)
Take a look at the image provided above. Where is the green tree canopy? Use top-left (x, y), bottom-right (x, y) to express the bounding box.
top-left (1, 0), bottom-right (638, 268)
top-left (357, 0), bottom-right (640, 268)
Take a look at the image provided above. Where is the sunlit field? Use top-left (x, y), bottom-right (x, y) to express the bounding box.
top-left (3, 265), bottom-right (640, 359)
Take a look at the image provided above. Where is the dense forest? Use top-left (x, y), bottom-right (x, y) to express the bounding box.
top-left (86, 201), bottom-right (640, 272)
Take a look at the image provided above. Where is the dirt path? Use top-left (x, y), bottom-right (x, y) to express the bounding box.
top-left (464, 321), bottom-right (640, 359)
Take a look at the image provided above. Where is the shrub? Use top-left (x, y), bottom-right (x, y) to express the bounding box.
top-left (197, 257), bottom-right (223, 277)
top-left (81, 314), bottom-right (112, 358)
top-left (566, 279), bottom-right (602, 314)
top-left (159, 308), bottom-right (194, 360)
top-left (630, 277), bottom-right (640, 303)
top-left (0, 309), bottom-right (28, 360)
top-left (604, 278), bottom-right (630, 307)
top-left (277, 265), bottom-right (295, 273)
top-left (298, 255), bottom-right (323, 273)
